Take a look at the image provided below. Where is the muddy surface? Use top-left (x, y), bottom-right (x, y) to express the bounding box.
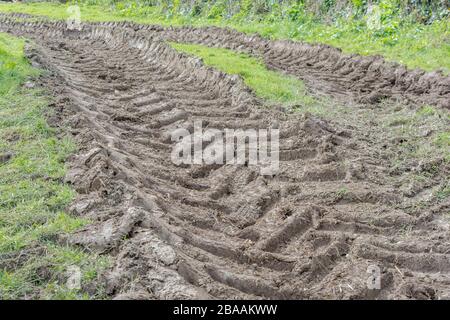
top-left (0, 15), bottom-right (449, 300)
top-left (136, 24), bottom-right (450, 108)
top-left (3, 14), bottom-right (450, 108)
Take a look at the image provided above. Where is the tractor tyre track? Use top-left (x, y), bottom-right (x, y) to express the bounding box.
top-left (0, 17), bottom-right (449, 299)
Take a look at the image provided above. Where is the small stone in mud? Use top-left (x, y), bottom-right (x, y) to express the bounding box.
top-left (362, 91), bottom-right (387, 104)
top-left (0, 152), bottom-right (13, 164)
top-left (98, 73), bottom-right (108, 80)
top-left (24, 81), bottom-right (35, 89)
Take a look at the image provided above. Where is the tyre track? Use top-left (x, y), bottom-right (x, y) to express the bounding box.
top-left (0, 17), bottom-right (449, 299)
top-left (1, 13), bottom-right (449, 108)
top-left (112, 22), bottom-right (450, 108)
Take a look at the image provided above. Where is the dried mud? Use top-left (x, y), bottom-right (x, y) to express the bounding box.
top-left (0, 16), bottom-right (449, 300)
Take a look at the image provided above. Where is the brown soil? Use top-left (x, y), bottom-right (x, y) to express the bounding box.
top-left (138, 25), bottom-right (450, 108)
top-left (1, 15), bottom-right (449, 300)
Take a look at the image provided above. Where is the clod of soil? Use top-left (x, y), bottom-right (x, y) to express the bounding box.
top-left (0, 152), bottom-right (13, 164)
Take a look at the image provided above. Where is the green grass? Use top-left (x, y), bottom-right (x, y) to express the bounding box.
top-left (0, 2), bottom-right (448, 73)
top-left (0, 31), bottom-right (38, 94)
top-left (0, 32), bottom-right (109, 299)
top-left (436, 183), bottom-right (450, 201)
top-left (233, 18), bottom-right (450, 73)
top-left (383, 104), bottom-right (450, 168)
top-left (435, 131), bottom-right (450, 148)
top-left (170, 42), bottom-right (314, 107)
top-left (416, 105), bottom-right (437, 117)
top-left (0, 2), bottom-right (166, 24)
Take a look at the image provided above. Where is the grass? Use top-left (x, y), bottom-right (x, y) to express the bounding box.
top-left (170, 42), bottom-right (314, 107)
top-left (0, 2), bottom-right (163, 23)
top-left (435, 131), bottom-right (450, 149)
top-left (0, 2), bottom-right (448, 73)
top-left (335, 187), bottom-right (349, 199)
top-left (236, 18), bottom-right (450, 73)
top-left (0, 31), bottom-right (38, 94)
top-left (436, 183), bottom-right (450, 201)
top-left (0, 32), bottom-right (109, 299)
top-left (384, 104), bottom-right (450, 168)
top-left (375, 103), bottom-right (450, 211)
top-left (0, 1), bottom-right (447, 298)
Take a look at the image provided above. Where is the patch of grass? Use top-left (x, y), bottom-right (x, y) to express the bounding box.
top-left (0, 2), bottom-right (448, 72)
top-left (0, 32), bottom-right (109, 299)
top-left (0, 31), bottom-right (38, 94)
top-left (434, 131), bottom-right (450, 161)
top-left (416, 105), bottom-right (437, 117)
top-left (335, 187), bottom-right (349, 199)
top-left (170, 42), bottom-right (314, 107)
top-left (435, 183), bottom-right (450, 201)
top-left (379, 104), bottom-right (448, 176)
top-left (388, 116), bottom-right (410, 127)
top-left (434, 132), bottom-right (450, 148)
top-left (0, 2), bottom-right (167, 24)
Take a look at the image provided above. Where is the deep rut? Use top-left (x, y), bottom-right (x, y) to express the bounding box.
top-left (0, 16), bottom-right (449, 299)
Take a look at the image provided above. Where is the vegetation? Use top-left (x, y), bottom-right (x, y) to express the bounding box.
top-left (171, 42), bottom-right (315, 106)
top-left (0, 0), bottom-right (448, 300)
top-left (0, 1), bottom-right (448, 72)
top-left (0, 32), bottom-right (109, 299)
top-left (384, 104), bottom-right (450, 168)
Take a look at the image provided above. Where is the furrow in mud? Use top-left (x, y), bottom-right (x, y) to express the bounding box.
top-left (0, 17), bottom-right (449, 300)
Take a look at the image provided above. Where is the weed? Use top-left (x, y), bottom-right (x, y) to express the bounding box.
top-left (336, 187), bottom-right (349, 198)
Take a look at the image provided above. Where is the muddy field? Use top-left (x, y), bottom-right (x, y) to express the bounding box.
top-left (1, 14), bottom-right (449, 300)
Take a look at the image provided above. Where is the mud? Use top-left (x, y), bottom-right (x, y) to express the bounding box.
top-left (3, 14), bottom-right (450, 108)
top-left (0, 152), bottom-right (13, 164)
top-left (137, 24), bottom-right (450, 108)
top-left (0, 15), bottom-right (449, 300)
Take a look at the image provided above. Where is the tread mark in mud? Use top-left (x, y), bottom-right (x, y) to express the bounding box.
top-left (1, 16), bottom-right (449, 299)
